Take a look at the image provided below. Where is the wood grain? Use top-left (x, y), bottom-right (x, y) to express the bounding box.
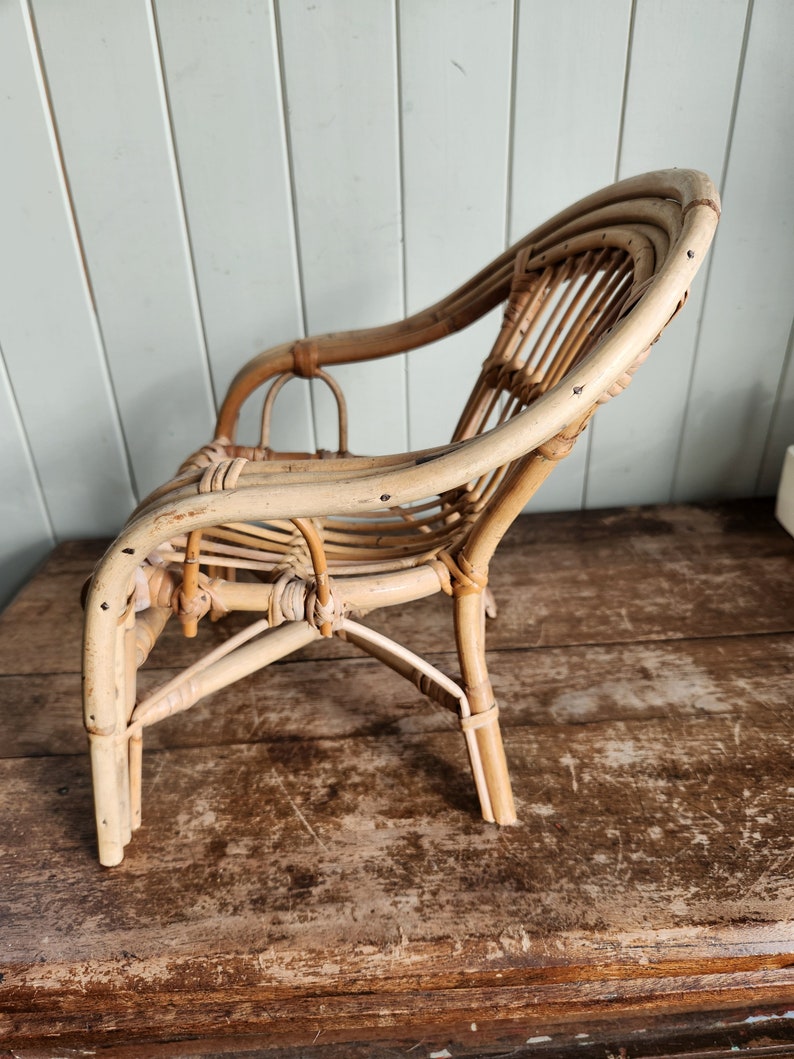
top-left (2, 500), bottom-right (790, 676)
top-left (1, 500), bottom-right (793, 1050)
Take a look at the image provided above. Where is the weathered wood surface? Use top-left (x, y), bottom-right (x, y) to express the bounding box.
top-left (1, 500), bottom-right (793, 1054)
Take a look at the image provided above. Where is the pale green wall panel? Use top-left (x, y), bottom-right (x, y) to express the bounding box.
top-left (585, 0), bottom-right (748, 509)
top-left (674, 0), bottom-right (794, 501)
top-left (400, 0), bottom-right (514, 452)
top-left (0, 0), bottom-right (135, 549)
top-left (277, 0), bottom-right (406, 456)
top-left (0, 352), bottom-right (54, 613)
top-left (155, 0), bottom-right (312, 454)
top-left (32, 0), bottom-right (216, 497)
top-left (511, 0), bottom-right (632, 512)
top-left (759, 320), bottom-right (794, 495)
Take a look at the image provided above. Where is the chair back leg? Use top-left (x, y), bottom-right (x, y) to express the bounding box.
top-left (454, 591), bottom-right (517, 825)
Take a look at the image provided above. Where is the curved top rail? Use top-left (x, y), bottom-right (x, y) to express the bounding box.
top-left (215, 170), bottom-right (718, 440)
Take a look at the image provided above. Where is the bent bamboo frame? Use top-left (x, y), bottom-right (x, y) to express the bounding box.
top-left (83, 170), bottom-right (720, 865)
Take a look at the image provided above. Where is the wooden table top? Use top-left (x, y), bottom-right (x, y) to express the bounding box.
top-left (2, 499), bottom-right (793, 1056)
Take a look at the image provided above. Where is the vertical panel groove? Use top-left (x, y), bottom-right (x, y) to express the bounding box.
top-left (394, 0), bottom-right (409, 446)
top-left (715, 0), bottom-right (756, 193)
top-left (402, 0), bottom-right (513, 452)
top-left (613, 0), bottom-right (637, 182)
top-left (0, 344), bottom-right (55, 540)
top-left (670, 0), bottom-right (755, 499)
top-left (273, 0), bottom-right (308, 342)
top-left (148, 0), bottom-right (217, 411)
top-left (24, 2), bottom-right (96, 315)
top-left (278, 1), bottom-right (405, 454)
top-left (272, 0), bottom-right (316, 450)
top-left (394, 0), bottom-right (407, 321)
top-left (504, 0), bottom-right (520, 251)
top-left (23, 0), bottom-right (139, 501)
top-left (498, 0), bottom-right (521, 430)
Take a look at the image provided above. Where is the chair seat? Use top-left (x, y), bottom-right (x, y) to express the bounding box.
top-left (158, 503), bottom-right (470, 580)
top-left (134, 437), bottom-right (488, 627)
top-left (137, 457), bottom-right (477, 638)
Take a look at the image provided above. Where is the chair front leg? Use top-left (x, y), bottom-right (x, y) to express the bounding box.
top-left (84, 573), bottom-right (138, 866)
top-left (454, 590), bottom-right (517, 826)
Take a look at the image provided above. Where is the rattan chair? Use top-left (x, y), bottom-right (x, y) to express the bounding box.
top-left (83, 169), bottom-right (719, 865)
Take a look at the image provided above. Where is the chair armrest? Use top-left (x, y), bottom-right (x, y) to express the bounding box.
top-left (216, 256), bottom-right (517, 440)
top-left (151, 176), bottom-right (718, 548)
top-left (217, 169), bottom-right (719, 444)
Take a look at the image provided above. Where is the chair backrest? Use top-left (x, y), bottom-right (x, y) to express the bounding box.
top-left (440, 171), bottom-right (719, 567)
top-left (456, 244), bottom-right (638, 442)
top-left (207, 170), bottom-right (718, 576)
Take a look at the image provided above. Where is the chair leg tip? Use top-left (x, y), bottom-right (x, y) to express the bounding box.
top-left (99, 851), bottom-right (125, 868)
top-left (492, 801), bottom-right (518, 826)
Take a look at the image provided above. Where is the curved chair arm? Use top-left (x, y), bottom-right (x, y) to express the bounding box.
top-left (125, 178), bottom-right (712, 550)
top-left (216, 168), bottom-right (719, 441)
top-left (215, 273), bottom-right (512, 441)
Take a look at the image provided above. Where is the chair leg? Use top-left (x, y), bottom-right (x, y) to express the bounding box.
top-left (84, 576), bottom-right (138, 867)
top-left (454, 591), bottom-right (517, 825)
top-left (87, 732), bottom-right (128, 867)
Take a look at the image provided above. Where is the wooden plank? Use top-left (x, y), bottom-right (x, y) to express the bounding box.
top-left (586, 0), bottom-right (749, 509)
top-left (0, 355), bottom-right (53, 611)
top-left (3, 629), bottom-right (793, 760)
top-left (2, 501), bottom-right (794, 1050)
top-left (8, 1013), bottom-right (794, 1059)
top-left (153, 0), bottom-right (312, 454)
top-left (673, 0), bottom-right (794, 501)
top-left (30, 0), bottom-right (216, 498)
top-left (509, 0), bottom-right (632, 512)
top-left (399, 0), bottom-right (513, 451)
top-left (0, 1), bottom-right (135, 537)
top-left (5, 717), bottom-right (794, 929)
top-left (276, 0), bottom-right (406, 456)
top-left (1, 713), bottom-right (792, 1042)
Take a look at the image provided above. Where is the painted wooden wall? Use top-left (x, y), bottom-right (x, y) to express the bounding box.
top-left (1, 0), bottom-right (793, 610)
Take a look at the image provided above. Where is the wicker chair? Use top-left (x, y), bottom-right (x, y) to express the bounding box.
top-left (83, 169), bottom-right (719, 865)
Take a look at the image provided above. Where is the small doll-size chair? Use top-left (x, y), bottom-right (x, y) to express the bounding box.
top-left (83, 169), bottom-right (719, 865)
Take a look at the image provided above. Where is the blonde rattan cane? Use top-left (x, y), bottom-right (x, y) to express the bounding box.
top-left (82, 170), bottom-right (720, 865)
